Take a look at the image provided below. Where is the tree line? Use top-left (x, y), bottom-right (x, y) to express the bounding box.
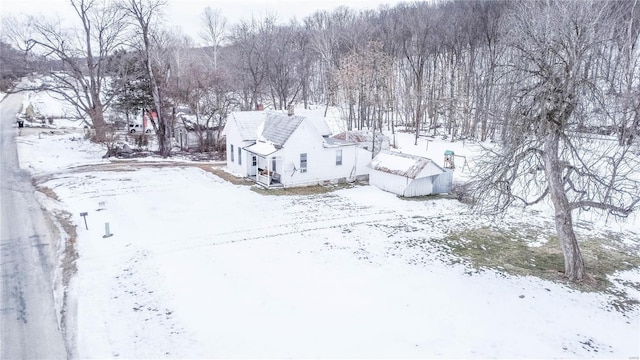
top-left (2, 0), bottom-right (637, 148)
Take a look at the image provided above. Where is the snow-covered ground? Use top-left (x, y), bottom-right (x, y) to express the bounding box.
top-left (18, 77), bottom-right (83, 120)
top-left (15, 130), bottom-right (639, 359)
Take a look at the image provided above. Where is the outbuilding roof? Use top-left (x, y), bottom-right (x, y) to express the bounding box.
top-left (368, 150), bottom-right (444, 179)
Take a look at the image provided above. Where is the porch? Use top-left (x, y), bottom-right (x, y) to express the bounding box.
top-left (250, 170), bottom-right (283, 188)
top-left (243, 141), bottom-right (283, 188)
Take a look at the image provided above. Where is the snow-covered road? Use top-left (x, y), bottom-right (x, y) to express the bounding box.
top-left (0, 93), bottom-right (68, 358)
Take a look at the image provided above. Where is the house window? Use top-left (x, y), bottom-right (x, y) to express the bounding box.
top-left (252, 156), bottom-right (257, 166)
top-left (300, 153), bottom-right (307, 173)
top-left (230, 144), bottom-right (234, 162)
top-left (336, 149), bottom-right (343, 166)
top-left (271, 157), bottom-right (277, 172)
top-left (238, 147), bottom-right (242, 165)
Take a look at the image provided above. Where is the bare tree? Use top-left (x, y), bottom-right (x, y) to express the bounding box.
top-left (305, 10), bottom-right (340, 112)
top-left (121, 0), bottom-right (171, 157)
top-left (197, 69), bottom-right (237, 153)
top-left (468, 0), bottom-right (508, 141)
top-left (228, 16), bottom-right (273, 110)
top-left (396, 3), bottom-right (436, 145)
top-left (0, 40), bottom-right (29, 91)
top-left (470, 0), bottom-right (640, 282)
top-left (605, 0), bottom-right (640, 146)
top-left (304, 7), bottom-right (361, 116)
top-left (8, 0), bottom-right (126, 141)
top-left (200, 6), bottom-right (226, 70)
top-left (263, 23), bottom-right (306, 110)
top-left (334, 41), bottom-right (393, 132)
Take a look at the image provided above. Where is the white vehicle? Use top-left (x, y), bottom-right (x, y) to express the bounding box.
top-left (129, 123), bottom-right (152, 133)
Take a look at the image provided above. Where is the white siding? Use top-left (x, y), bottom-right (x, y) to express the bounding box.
top-left (403, 176), bottom-right (434, 197)
top-left (355, 147), bottom-right (372, 177)
top-left (432, 170), bottom-right (453, 194)
top-left (277, 120), bottom-right (361, 187)
top-left (225, 124), bottom-right (254, 177)
top-left (369, 169), bottom-right (410, 196)
top-left (370, 170), bottom-right (439, 197)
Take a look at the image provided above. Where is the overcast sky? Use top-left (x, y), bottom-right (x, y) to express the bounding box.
top-left (1, 0), bottom-right (407, 45)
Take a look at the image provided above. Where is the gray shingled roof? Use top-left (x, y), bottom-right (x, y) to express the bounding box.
top-left (261, 112), bottom-right (304, 147)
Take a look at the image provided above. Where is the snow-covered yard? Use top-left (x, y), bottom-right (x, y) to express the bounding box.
top-left (16, 128), bottom-right (640, 358)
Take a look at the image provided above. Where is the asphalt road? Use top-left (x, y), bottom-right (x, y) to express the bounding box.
top-left (0, 92), bottom-right (68, 359)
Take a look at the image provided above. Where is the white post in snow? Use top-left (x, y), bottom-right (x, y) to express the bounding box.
top-left (103, 222), bottom-right (113, 238)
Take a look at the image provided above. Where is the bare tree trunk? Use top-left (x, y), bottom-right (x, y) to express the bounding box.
top-left (89, 103), bottom-right (108, 141)
top-left (544, 131), bottom-right (585, 281)
top-left (414, 77), bottom-right (423, 146)
top-left (201, 7), bottom-right (226, 71)
top-left (147, 49), bottom-right (171, 157)
top-left (125, 0), bottom-right (171, 157)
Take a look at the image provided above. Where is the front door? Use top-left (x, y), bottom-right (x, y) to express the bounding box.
top-left (250, 155), bottom-right (257, 176)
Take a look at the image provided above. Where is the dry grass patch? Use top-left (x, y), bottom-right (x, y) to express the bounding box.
top-left (436, 226), bottom-right (640, 311)
top-left (397, 193), bottom-right (458, 201)
top-left (35, 185), bottom-right (60, 201)
top-left (54, 210), bottom-right (79, 285)
top-left (199, 166), bottom-right (255, 185)
top-left (251, 183), bottom-right (356, 196)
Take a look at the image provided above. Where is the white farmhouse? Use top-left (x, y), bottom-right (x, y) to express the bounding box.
top-left (222, 110), bottom-right (370, 188)
top-left (368, 150), bottom-right (453, 197)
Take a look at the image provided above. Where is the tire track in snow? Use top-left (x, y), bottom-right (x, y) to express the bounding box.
top-left (152, 210), bottom-right (406, 254)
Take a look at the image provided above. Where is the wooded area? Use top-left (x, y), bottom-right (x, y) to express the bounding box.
top-left (1, 0), bottom-right (637, 144)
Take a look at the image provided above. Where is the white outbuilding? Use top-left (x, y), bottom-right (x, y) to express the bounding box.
top-left (368, 150), bottom-right (453, 197)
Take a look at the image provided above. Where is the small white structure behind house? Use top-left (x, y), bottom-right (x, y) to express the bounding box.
top-left (368, 150), bottom-right (453, 197)
top-left (223, 110), bottom-right (370, 188)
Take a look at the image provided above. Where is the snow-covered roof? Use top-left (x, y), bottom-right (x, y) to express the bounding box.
top-left (261, 112), bottom-right (304, 147)
top-left (227, 110), bottom-right (335, 147)
top-left (368, 150), bottom-right (444, 179)
top-left (226, 111), bottom-right (264, 141)
top-left (306, 116), bottom-right (332, 137)
top-left (244, 141), bottom-right (279, 156)
top-left (286, 108), bottom-right (333, 136)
